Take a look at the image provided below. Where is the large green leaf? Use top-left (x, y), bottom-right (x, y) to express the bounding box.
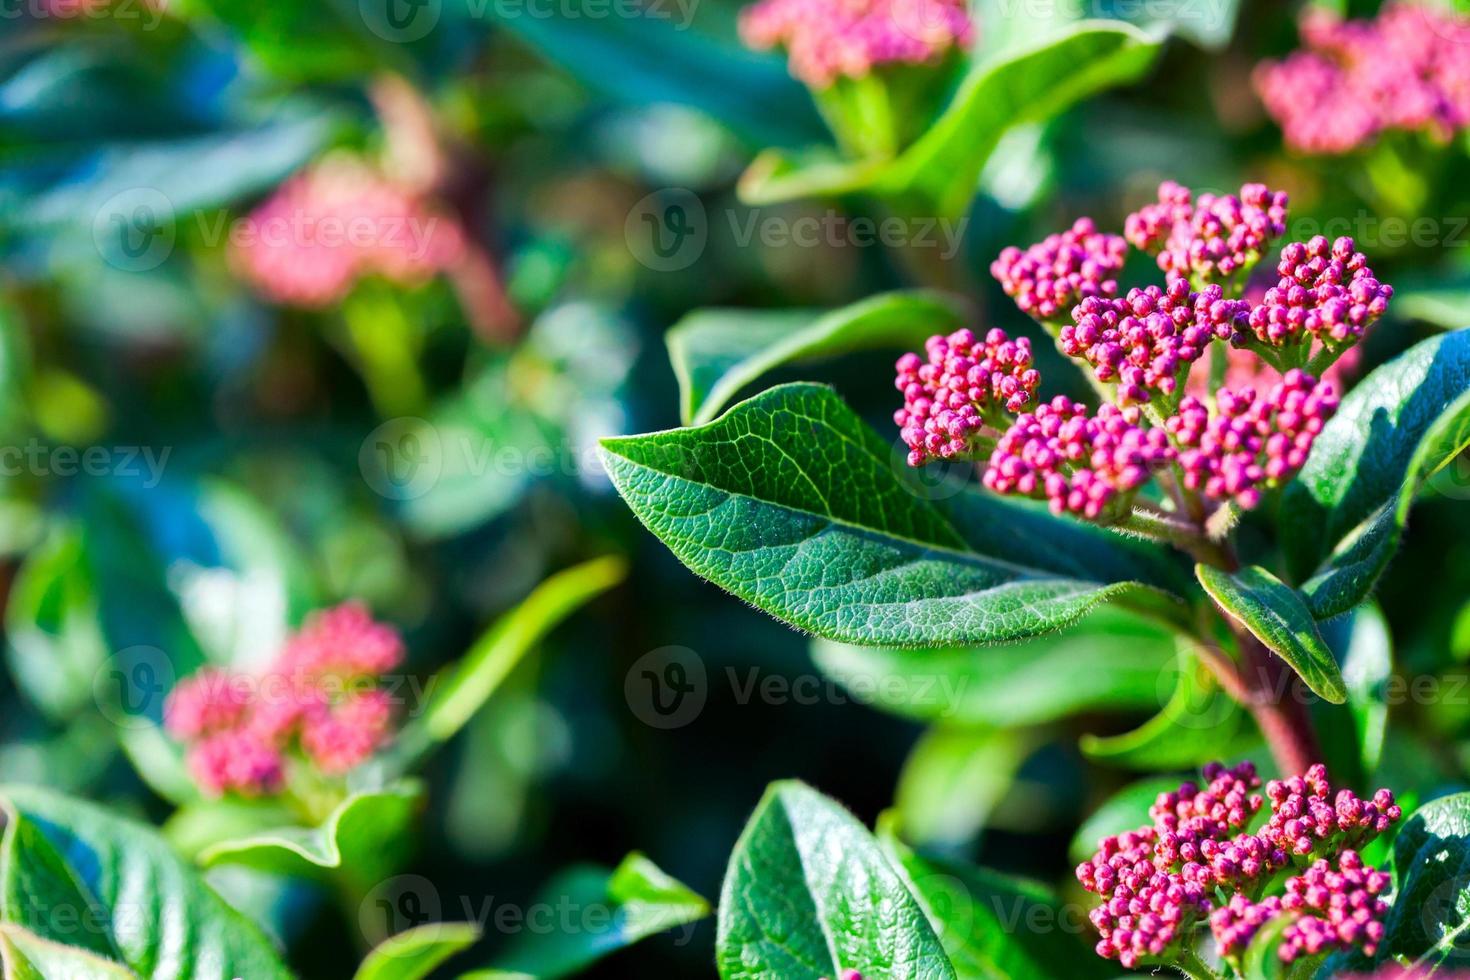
top-left (0, 784), bottom-right (292, 978)
top-left (1080, 647), bottom-right (1243, 768)
top-left (1381, 792), bottom-right (1470, 969)
top-left (196, 781), bottom-right (423, 886)
top-left (809, 606), bottom-right (1179, 725)
top-left (667, 291), bottom-right (968, 426)
top-left (1196, 564), bottom-right (1347, 704)
top-left (0, 923), bottom-right (136, 979)
top-left (894, 727), bottom-right (1035, 849)
top-left (739, 22), bottom-right (1163, 215)
top-left (1283, 329), bottom-right (1470, 618)
top-left (601, 383), bottom-right (1182, 648)
top-left (884, 835), bottom-right (1108, 980)
top-left (482, 853), bottom-right (709, 979)
top-left (716, 780), bottom-right (955, 980)
top-left (353, 923), bottom-right (481, 980)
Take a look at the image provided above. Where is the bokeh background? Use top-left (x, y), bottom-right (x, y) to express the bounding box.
top-left (2, 0), bottom-right (1469, 975)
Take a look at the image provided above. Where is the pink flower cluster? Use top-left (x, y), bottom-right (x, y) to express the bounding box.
top-left (990, 218), bottom-right (1127, 322)
top-left (1078, 762), bottom-right (1400, 969)
top-left (1167, 370), bottom-right (1339, 509)
top-left (982, 397), bottom-right (1174, 520)
top-left (1061, 281), bottom-right (1245, 406)
top-left (1244, 236), bottom-right (1394, 349)
top-left (739, 0), bottom-right (973, 88)
top-left (1124, 181), bottom-right (1290, 285)
top-left (165, 602), bottom-right (405, 796)
top-left (894, 328), bottom-right (1039, 466)
top-left (1255, 3), bottom-right (1470, 154)
top-left (231, 157), bottom-right (465, 308)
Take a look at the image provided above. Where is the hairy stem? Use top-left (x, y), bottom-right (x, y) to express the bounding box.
top-left (1174, 947), bottom-right (1226, 980)
top-left (1119, 509), bottom-right (1236, 570)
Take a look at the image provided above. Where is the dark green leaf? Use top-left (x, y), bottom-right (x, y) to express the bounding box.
top-left (884, 835), bottom-right (1108, 980)
top-left (487, 853), bottom-right (708, 979)
top-left (601, 383), bottom-right (1180, 648)
top-left (716, 780), bottom-right (955, 980)
top-left (1196, 564), bottom-right (1347, 704)
top-left (809, 606), bottom-right (1179, 725)
top-left (1381, 792), bottom-right (1470, 969)
top-left (0, 784), bottom-right (292, 978)
top-left (1283, 329), bottom-right (1470, 617)
top-left (667, 291), bottom-right (968, 426)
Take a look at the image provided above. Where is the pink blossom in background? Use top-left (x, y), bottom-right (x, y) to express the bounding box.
top-left (231, 157), bottom-right (465, 308)
top-left (164, 601), bottom-right (405, 796)
top-left (1255, 3), bottom-right (1470, 154)
top-left (739, 0), bottom-right (973, 88)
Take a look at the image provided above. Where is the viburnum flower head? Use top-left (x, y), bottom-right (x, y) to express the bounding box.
top-left (739, 0), bottom-right (973, 88)
top-left (1125, 181), bottom-right (1289, 285)
top-left (894, 327), bottom-right (1039, 466)
top-left (1244, 235), bottom-right (1393, 349)
top-left (1078, 761), bottom-right (1400, 969)
top-left (164, 601), bottom-right (404, 797)
top-left (990, 217), bottom-right (1127, 322)
top-left (1255, 3), bottom-right (1470, 154)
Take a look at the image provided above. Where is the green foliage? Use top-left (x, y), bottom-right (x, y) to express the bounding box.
top-left (1080, 648), bottom-right (1243, 768)
top-left (1283, 329), bottom-right (1470, 618)
top-left (1196, 564), bottom-right (1348, 704)
top-left (667, 290), bottom-right (968, 425)
top-left (602, 383), bottom-right (1181, 647)
top-left (352, 923), bottom-right (481, 980)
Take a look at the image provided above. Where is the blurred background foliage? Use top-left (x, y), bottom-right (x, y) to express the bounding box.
top-left (1, 0), bottom-right (1470, 975)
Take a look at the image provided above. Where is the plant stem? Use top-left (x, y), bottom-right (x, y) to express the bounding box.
top-left (1233, 627), bottom-right (1323, 776)
top-left (1119, 509), bottom-right (1236, 570)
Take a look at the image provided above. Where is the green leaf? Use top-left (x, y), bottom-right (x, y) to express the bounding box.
top-left (0, 784), bottom-right (292, 978)
top-left (1381, 791), bottom-right (1470, 969)
top-left (4, 526), bottom-right (107, 721)
top-left (1069, 777), bottom-right (1181, 864)
top-left (716, 780), bottom-right (955, 980)
top-left (1080, 647), bottom-right (1243, 768)
top-left (1313, 604), bottom-right (1392, 787)
top-left (1196, 564), bottom-right (1348, 704)
top-left (738, 22), bottom-right (1163, 215)
top-left (809, 606), bottom-right (1179, 725)
top-left (485, 853), bottom-right (708, 979)
top-left (410, 556), bottom-right (625, 749)
top-left (0, 923), bottom-right (136, 979)
top-left (894, 727), bottom-right (1036, 850)
top-left (1283, 329), bottom-right (1470, 618)
top-left (196, 781), bottom-right (423, 885)
top-left (883, 836), bottom-right (1109, 980)
top-left (1392, 278), bottom-right (1470, 330)
top-left (353, 923), bottom-right (481, 980)
top-left (601, 383), bottom-right (1181, 648)
top-left (667, 291), bottom-right (969, 426)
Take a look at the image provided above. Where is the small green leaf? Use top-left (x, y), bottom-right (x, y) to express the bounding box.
top-left (197, 781), bottom-right (423, 886)
top-left (1081, 647), bottom-right (1243, 767)
top-left (738, 22), bottom-right (1164, 216)
top-left (602, 383), bottom-right (1180, 648)
top-left (894, 727), bottom-right (1036, 850)
top-left (884, 835), bottom-right (1109, 980)
top-left (1069, 777), bottom-right (1181, 864)
top-left (411, 556), bottom-right (626, 748)
top-left (1283, 329), bottom-right (1470, 617)
top-left (716, 781), bottom-right (955, 980)
top-left (667, 291), bottom-right (969, 426)
top-left (1392, 277), bottom-right (1470, 330)
top-left (1381, 792), bottom-right (1470, 969)
top-left (809, 606), bottom-right (1179, 725)
top-left (485, 853), bottom-right (708, 979)
top-left (0, 784), bottom-right (292, 978)
top-left (353, 923), bottom-right (481, 980)
top-left (1196, 564), bottom-right (1348, 704)
top-left (0, 923), bottom-right (136, 979)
